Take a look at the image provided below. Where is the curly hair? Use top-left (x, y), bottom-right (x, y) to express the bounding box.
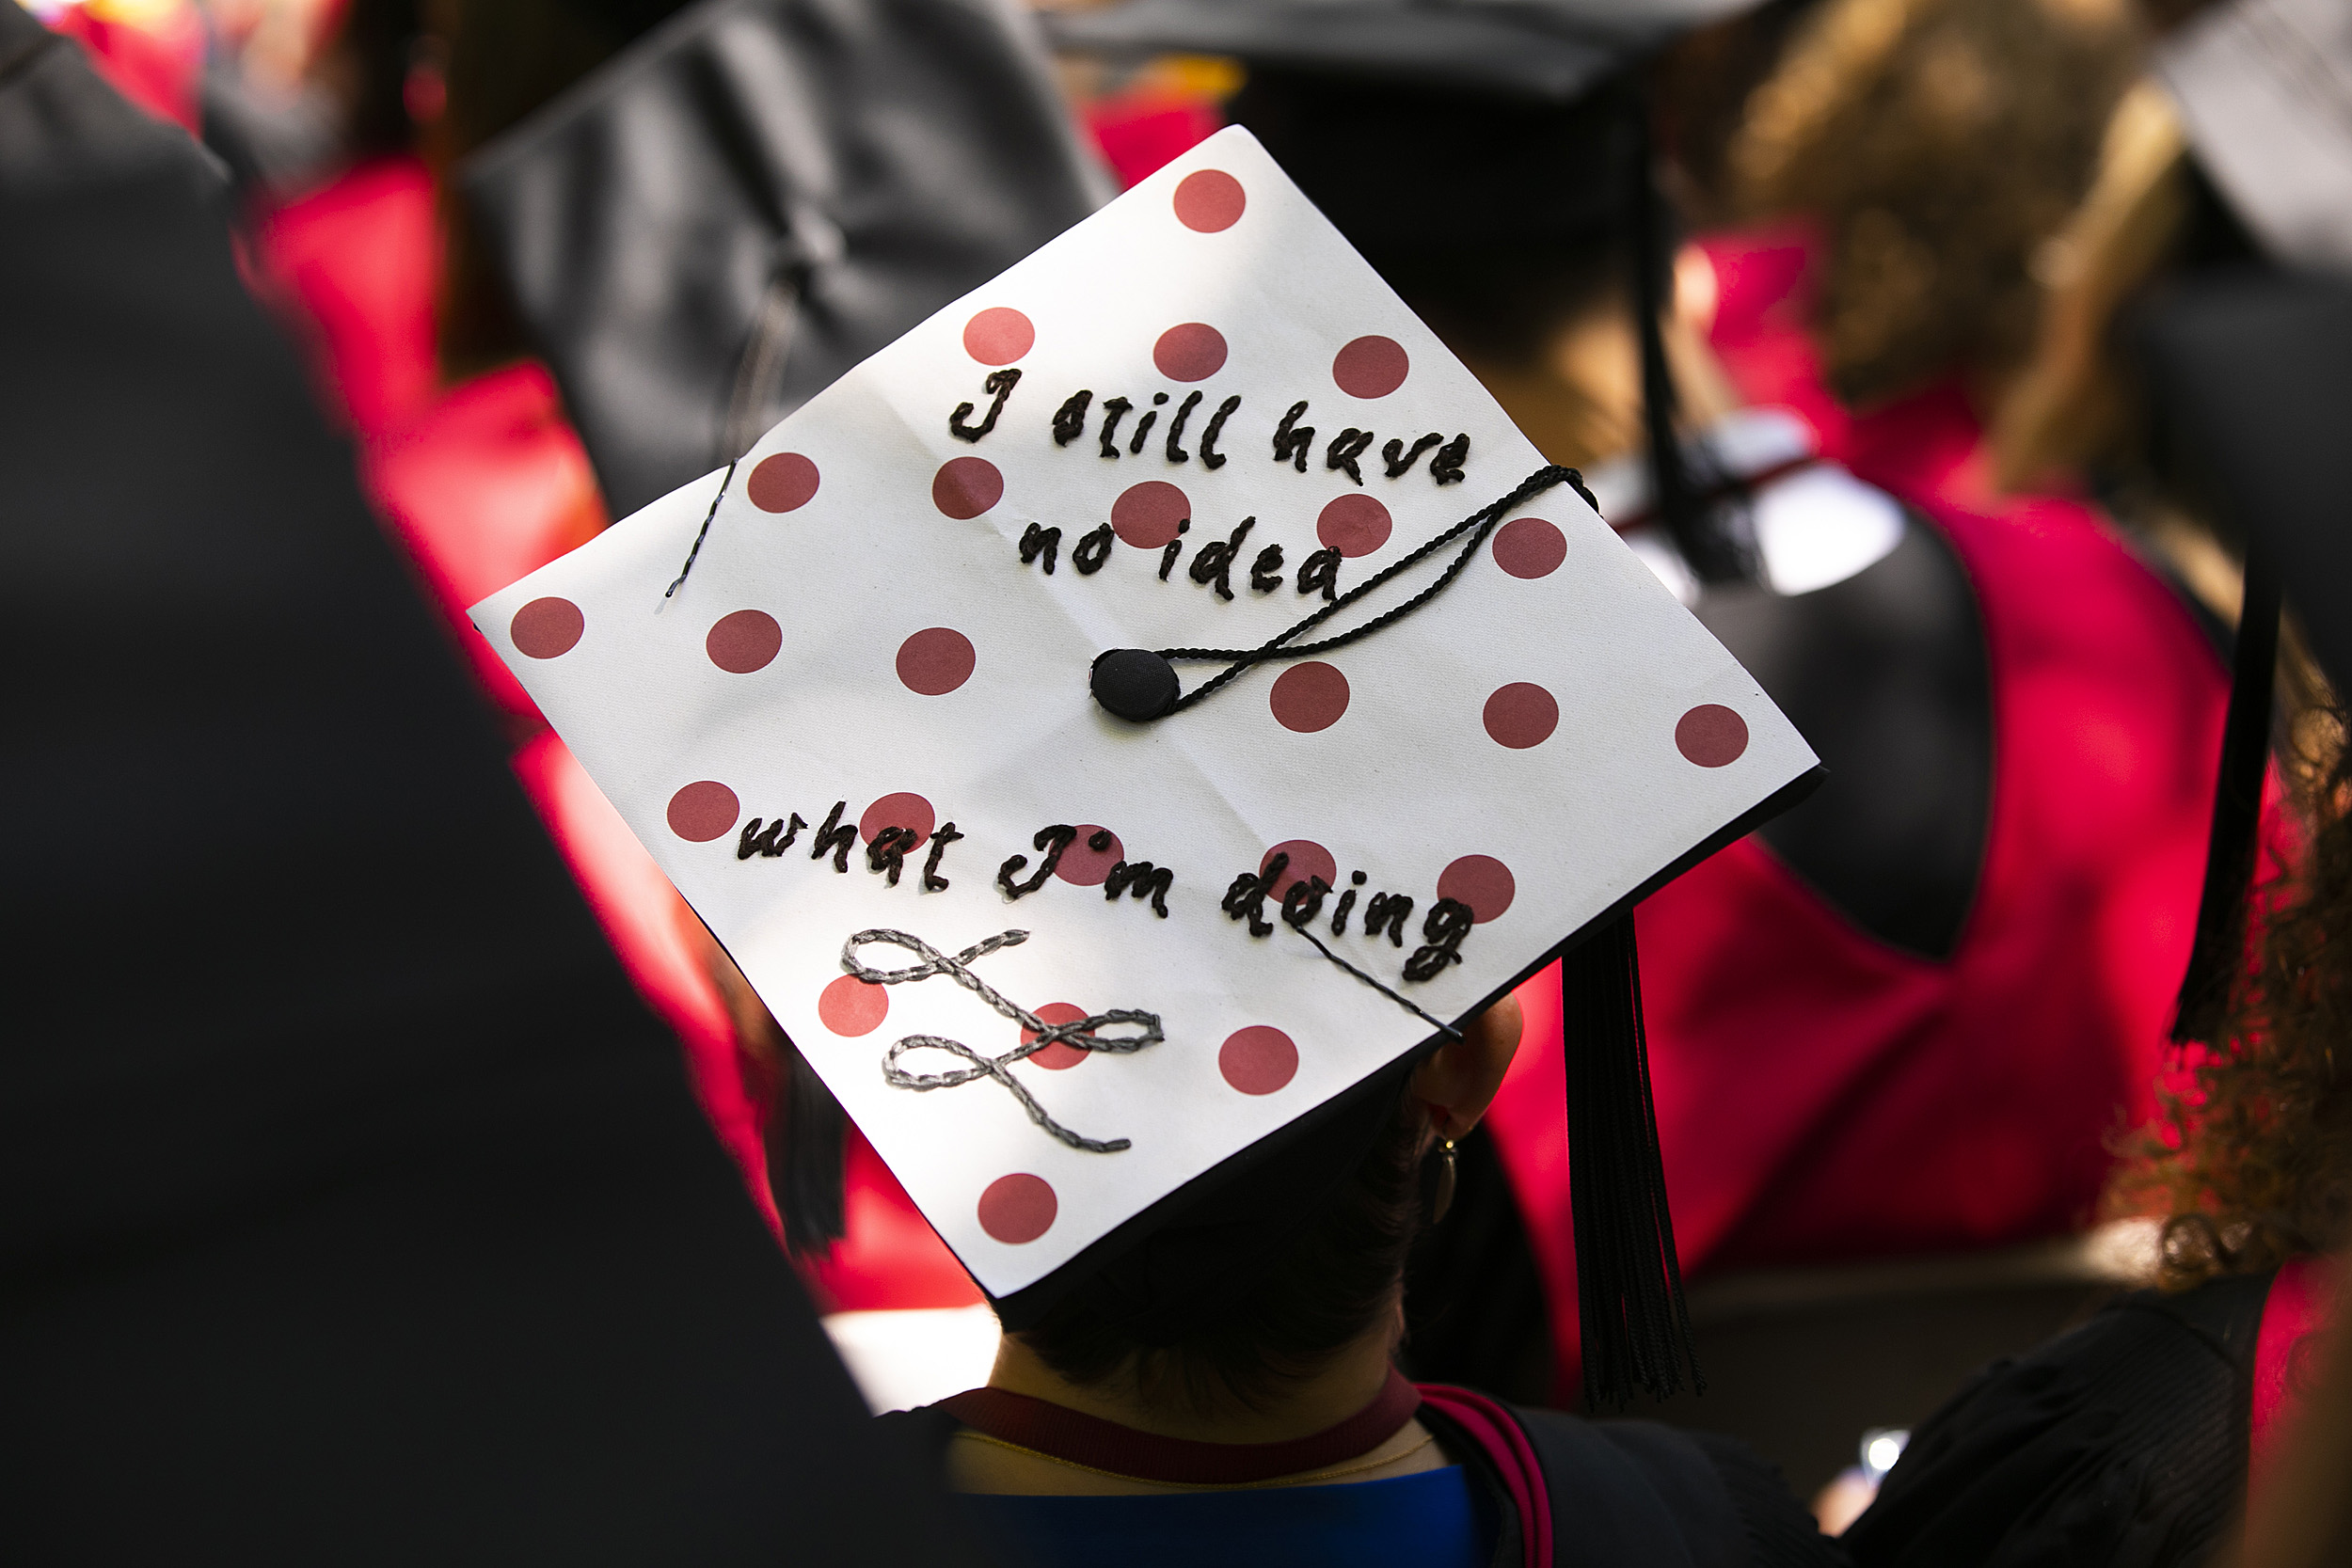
top-left (2112, 687), bottom-right (2352, 1290)
top-left (1728, 0), bottom-right (2141, 408)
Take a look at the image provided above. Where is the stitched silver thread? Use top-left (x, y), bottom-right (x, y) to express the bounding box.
top-left (842, 928), bottom-right (1163, 1152)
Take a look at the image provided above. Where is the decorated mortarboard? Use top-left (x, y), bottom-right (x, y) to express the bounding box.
top-left (472, 126), bottom-right (1820, 1401)
top-left (458, 0), bottom-right (1108, 518)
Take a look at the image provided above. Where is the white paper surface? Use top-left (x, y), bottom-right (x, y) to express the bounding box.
top-left (473, 127), bottom-right (1815, 1298)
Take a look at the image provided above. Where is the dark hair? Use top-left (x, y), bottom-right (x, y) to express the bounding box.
top-left (1227, 70), bottom-right (1649, 371)
top-left (1016, 1087), bottom-right (1437, 1413)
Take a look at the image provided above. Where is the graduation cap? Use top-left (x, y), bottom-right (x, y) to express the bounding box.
top-left (2143, 0), bottom-right (2352, 1044)
top-left (472, 126), bottom-right (1820, 1405)
top-left (2155, 0), bottom-right (2352, 277)
top-left (2146, 269), bottom-right (2352, 1044)
top-left (456, 0), bottom-right (1109, 518)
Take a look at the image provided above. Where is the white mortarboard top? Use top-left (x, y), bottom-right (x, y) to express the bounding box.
top-left (472, 126), bottom-right (1820, 1375)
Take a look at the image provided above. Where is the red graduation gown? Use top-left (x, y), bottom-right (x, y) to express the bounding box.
top-left (1484, 226), bottom-right (2231, 1400)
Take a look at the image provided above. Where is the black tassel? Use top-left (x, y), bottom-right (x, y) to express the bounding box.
top-left (1561, 912), bottom-right (1700, 1407)
top-left (769, 1044), bottom-right (848, 1255)
top-left (2171, 545), bottom-right (2282, 1044)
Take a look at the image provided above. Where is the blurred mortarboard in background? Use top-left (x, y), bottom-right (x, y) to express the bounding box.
top-left (2134, 0), bottom-right (2352, 1046)
top-left (2156, 0), bottom-right (2352, 278)
top-left (458, 0), bottom-right (1109, 518)
top-left (0, 13), bottom-right (976, 1560)
top-left (2146, 268), bottom-right (2352, 1047)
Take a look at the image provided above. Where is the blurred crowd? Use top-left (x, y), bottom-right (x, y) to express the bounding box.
top-left (8, 0), bottom-right (2352, 1562)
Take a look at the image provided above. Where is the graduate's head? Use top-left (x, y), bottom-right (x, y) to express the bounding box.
top-left (1223, 68), bottom-right (1649, 384)
top-left (1009, 997), bottom-right (1523, 1415)
top-left (1052, 0), bottom-right (1765, 577)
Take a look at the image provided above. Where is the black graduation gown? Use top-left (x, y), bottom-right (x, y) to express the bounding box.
top-left (0, 14), bottom-right (971, 1562)
top-left (1842, 1273), bottom-right (2268, 1568)
top-left (879, 1394), bottom-right (1848, 1567)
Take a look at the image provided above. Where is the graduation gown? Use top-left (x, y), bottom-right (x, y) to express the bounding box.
top-left (1841, 1273), bottom-right (2267, 1567)
top-left (1471, 229), bottom-right (2229, 1400)
top-left (881, 1385), bottom-right (1847, 1568)
top-left (0, 18), bottom-right (969, 1559)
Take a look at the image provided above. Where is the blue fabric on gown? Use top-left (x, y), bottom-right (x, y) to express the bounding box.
top-left (960, 1465), bottom-right (1494, 1568)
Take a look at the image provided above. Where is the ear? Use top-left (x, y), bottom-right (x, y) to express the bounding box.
top-left (1408, 993), bottom-right (1525, 1142)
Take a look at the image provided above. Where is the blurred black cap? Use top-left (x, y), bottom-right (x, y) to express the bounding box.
top-left (460, 0), bottom-right (1107, 516)
top-left (2143, 267), bottom-right (2352, 1043)
top-left (2143, 269), bottom-right (2352, 690)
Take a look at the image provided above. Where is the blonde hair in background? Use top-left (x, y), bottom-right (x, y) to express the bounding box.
top-left (1991, 80), bottom-right (2192, 496)
top-left (1730, 0), bottom-right (2142, 409)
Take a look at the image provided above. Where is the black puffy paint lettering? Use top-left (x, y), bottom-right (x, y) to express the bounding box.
top-left (1272, 400), bottom-right (1313, 472)
top-left (1296, 546), bottom-right (1341, 602)
top-left (1199, 394), bottom-right (1241, 469)
top-left (1404, 897), bottom-right (1474, 981)
top-left (1019, 521), bottom-right (1061, 575)
top-left (948, 368), bottom-right (1021, 442)
top-left (922, 822), bottom-right (964, 891)
top-left (998, 823), bottom-right (1078, 899)
top-left (1052, 389), bottom-right (1092, 446)
top-left (1187, 515), bottom-right (1256, 601)
top-left (1326, 428), bottom-right (1374, 485)
top-left (809, 800), bottom-right (857, 872)
top-left (1097, 397), bottom-right (1133, 458)
top-left (1164, 390), bottom-right (1202, 463)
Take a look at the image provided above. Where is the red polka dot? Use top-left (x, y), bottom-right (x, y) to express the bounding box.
top-left (898, 628), bottom-right (976, 695)
top-left (666, 781), bottom-right (739, 842)
top-left (978, 1174), bottom-right (1057, 1244)
top-left (1332, 335), bottom-right (1409, 399)
top-left (1270, 662), bottom-right (1350, 733)
top-left (510, 596), bottom-right (583, 658)
top-left (859, 792), bottom-right (936, 847)
top-left (1057, 826), bottom-right (1123, 887)
top-left (1023, 1002), bottom-right (1090, 1070)
top-left (1262, 841), bottom-right (1339, 903)
top-left (1484, 683), bottom-right (1559, 750)
top-left (705, 609), bottom-right (781, 673)
top-left (1316, 494), bottom-right (1391, 558)
top-left (818, 974), bottom-right (889, 1037)
top-left (1438, 855), bottom-right (1516, 923)
top-left (747, 452), bottom-right (820, 513)
top-left (1220, 1026), bottom-right (1298, 1095)
top-left (1677, 705), bottom-right (1750, 767)
top-left (1111, 481), bottom-right (1191, 548)
top-left (932, 456), bottom-right (1004, 518)
top-left (1493, 516), bottom-right (1567, 579)
top-left (1153, 323), bottom-right (1228, 382)
top-left (1173, 168), bottom-right (1246, 232)
top-left (962, 307), bottom-right (1034, 365)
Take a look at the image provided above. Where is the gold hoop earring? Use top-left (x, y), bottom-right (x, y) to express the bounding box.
top-left (1431, 1138), bottom-right (1458, 1224)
